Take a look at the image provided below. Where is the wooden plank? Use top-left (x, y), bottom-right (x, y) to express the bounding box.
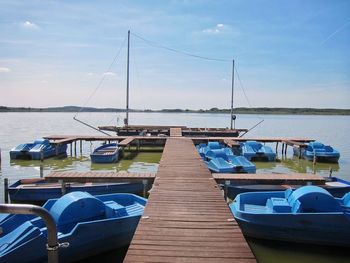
top-left (123, 138), bottom-right (255, 262)
top-left (118, 137), bottom-right (135, 147)
top-left (50, 137), bottom-right (78, 144)
top-left (223, 139), bottom-right (240, 147)
top-left (170, 127), bottom-right (183, 137)
top-left (282, 140), bottom-right (308, 148)
top-left (212, 173), bottom-right (325, 185)
top-left (45, 171), bottom-right (156, 183)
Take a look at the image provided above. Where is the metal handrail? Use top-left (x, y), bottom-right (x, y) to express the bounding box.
top-left (0, 203), bottom-right (68, 263)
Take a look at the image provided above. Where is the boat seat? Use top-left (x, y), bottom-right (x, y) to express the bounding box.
top-left (285, 188), bottom-right (293, 199)
top-left (105, 201), bottom-right (128, 217)
top-left (291, 200), bottom-right (301, 213)
top-left (287, 186), bottom-right (342, 213)
top-left (342, 192), bottom-right (350, 208)
top-left (207, 142), bottom-right (221, 150)
top-left (49, 192), bottom-right (105, 231)
top-left (206, 149), bottom-right (228, 160)
top-left (266, 197), bottom-right (291, 213)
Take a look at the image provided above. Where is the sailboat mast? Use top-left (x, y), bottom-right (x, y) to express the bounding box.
top-left (230, 59), bottom-right (235, 129)
top-left (125, 30), bottom-right (130, 127)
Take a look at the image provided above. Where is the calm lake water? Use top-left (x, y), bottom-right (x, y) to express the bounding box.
top-left (0, 112), bottom-right (350, 262)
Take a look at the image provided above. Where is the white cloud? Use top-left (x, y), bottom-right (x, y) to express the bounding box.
top-left (103, 71), bottom-right (116, 76)
top-left (0, 67), bottom-right (11, 73)
top-left (21, 21), bottom-right (39, 29)
top-left (202, 23), bottom-right (226, 34)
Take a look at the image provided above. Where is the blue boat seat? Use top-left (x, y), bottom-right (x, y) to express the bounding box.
top-left (206, 149), bottom-right (228, 160)
top-left (266, 197), bottom-right (291, 213)
top-left (49, 192), bottom-right (105, 231)
top-left (310, 142), bottom-right (325, 149)
top-left (341, 192), bottom-right (350, 208)
top-left (324, 146), bottom-right (334, 152)
top-left (287, 186), bottom-right (342, 213)
top-left (105, 201), bottom-right (128, 217)
top-left (285, 188), bottom-right (293, 199)
top-left (207, 142), bottom-right (221, 150)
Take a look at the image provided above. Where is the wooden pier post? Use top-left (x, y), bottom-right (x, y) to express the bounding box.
top-left (40, 149), bottom-right (44, 162)
top-left (59, 180), bottom-right (66, 196)
top-left (275, 142), bottom-right (279, 153)
top-left (74, 141), bottom-right (77, 156)
top-left (142, 179), bottom-right (148, 197)
top-left (80, 140), bottom-right (82, 155)
top-left (284, 144), bottom-right (288, 155)
top-left (281, 143), bottom-right (285, 155)
top-left (70, 143), bottom-right (72, 156)
top-left (40, 164), bottom-right (44, 178)
top-left (224, 180), bottom-right (230, 202)
top-left (4, 178), bottom-right (9, 203)
top-left (313, 153), bottom-right (317, 165)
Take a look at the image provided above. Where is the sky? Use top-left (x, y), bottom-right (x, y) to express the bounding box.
top-left (0, 0), bottom-right (349, 110)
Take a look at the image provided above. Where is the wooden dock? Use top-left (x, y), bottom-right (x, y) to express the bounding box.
top-left (213, 173), bottom-right (325, 185)
top-left (118, 137), bottom-right (136, 147)
top-left (45, 171), bottom-right (156, 183)
top-left (123, 138), bottom-right (256, 263)
top-left (45, 170), bottom-right (324, 186)
top-left (169, 127), bottom-right (183, 137)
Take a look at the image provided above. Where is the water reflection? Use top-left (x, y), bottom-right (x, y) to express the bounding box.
top-left (9, 151), bottom-right (161, 174)
top-left (280, 156), bottom-right (339, 175)
top-left (253, 155), bottom-right (340, 177)
top-left (248, 237), bottom-right (350, 263)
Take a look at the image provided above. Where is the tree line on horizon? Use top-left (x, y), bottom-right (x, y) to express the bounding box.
top-left (0, 105), bottom-right (349, 115)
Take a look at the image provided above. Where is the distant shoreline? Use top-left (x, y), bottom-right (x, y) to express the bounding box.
top-left (1, 106), bottom-right (350, 115)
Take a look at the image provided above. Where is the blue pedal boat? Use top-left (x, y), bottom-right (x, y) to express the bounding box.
top-left (10, 139), bottom-right (67, 160)
top-left (90, 143), bottom-right (121, 163)
top-left (294, 141), bottom-right (340, 163)
top-left (0, 191), bottom-right (146, 263)
top-left (226, 176), bottom-right (350, 200)
top-left (240, 141), bottom-right (276, 162)
top-left (196, 141), bottom-right (223, 160)
top-left (230, 186), bottom-right (350, 247)
top-left (8, 178), bottom-right (144, 203)
top-left (206, 156), bottom-right (256, 173)
top-left (197, 142), bottom-right (256, 173)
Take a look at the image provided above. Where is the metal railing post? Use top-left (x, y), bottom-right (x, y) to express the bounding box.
top-left (0, 203), bottom-right (69, 263)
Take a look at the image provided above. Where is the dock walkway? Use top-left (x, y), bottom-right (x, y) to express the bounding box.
top-left (213, 173), bottom-right (325, 185)
top-left (123, 138), bottom-right (256, 263)
top-left (45, 171), bottom-right (155, 183)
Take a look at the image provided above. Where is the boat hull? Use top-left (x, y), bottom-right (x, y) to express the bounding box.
top-left (90, 143), bottom-right (120, 163)
top-left (230, 187), bottom-right (350, 247)
top-left (10, 140), bottom-right (67, 160)
top-left (293, 142), bottom-right (340, 163)
top-left (226, 177), bottom-right (350, 199)
top-left (235, 215), bottom-right (350, 247)
top-left (8, 179), bottom-right (144, 203)
top-left (0, 192), bottom-right (146, 263)
top-left (241, 141), bottom-right (276, 162)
